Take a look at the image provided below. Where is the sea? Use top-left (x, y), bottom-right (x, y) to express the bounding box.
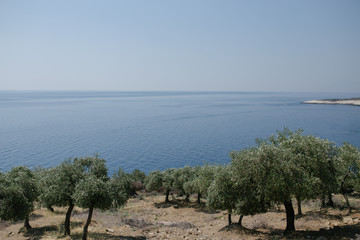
top-left (1, 91), bottom-right (359, 174)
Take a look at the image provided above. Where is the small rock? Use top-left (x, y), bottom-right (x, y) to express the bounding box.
top-left (343, 217), bottom-right (353, 224)
top-left (353, 218), bottom-right (359, 223)
top-left (8, 232), bottom-right (14, 236)
top-left (106, 228), bottom-right (115, 233)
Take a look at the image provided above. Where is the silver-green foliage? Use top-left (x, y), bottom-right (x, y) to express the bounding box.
top-left (144, 170), bottom-right (163, 192)
top-left (0, 183), bottom-right (30, 221)
top-left (110, 168), bottom-right (132, 208)
top-left (73, 175), bottom-right (112, 210)
top-left (0, 167), bottom-right (38, 228)
top-left (206, 165), bottom-right (237, 213)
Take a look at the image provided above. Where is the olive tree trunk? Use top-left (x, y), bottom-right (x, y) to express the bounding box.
top-left (341, 169), bottom-right (352, 215)
top-left (82, 207), bottom-right (94, 240)
top-left (184, 193), bottom-right (190, 202)
top-left (228, 212), bottom-right (232, 225)
top-left (238, 215), bottom-right (243, 226)
top-left (327, 193), bottom-right (334, 208)
top-left (165, 189), bottom-right (170, 202)
top-left (24, 215), bottom-right (31, 230)
top-left (284, 199), bottom-right (295, 232)
top-left (64, 201), bottom-right (75, 236)
top-left (342, 192), bottom-right (352, 215)
top-left (197, 192), bottom-right (201, 204)
top-left (321, 193), bottom-right (326, 208)
top-left (296, 196), bottom-right (302, 216)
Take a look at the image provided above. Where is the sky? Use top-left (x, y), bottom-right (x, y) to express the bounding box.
top-left (0, 0), bottom-right (359, 92)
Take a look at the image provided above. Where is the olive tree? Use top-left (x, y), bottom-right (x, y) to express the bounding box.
top-left (162, 168), bottom-right (176, 202)
top-left (292, 135), bottom-right (338, 212)
top-left (129, 169), bottom-right (146, 194)
top-left (73, 175), bottom-right (112, 240)
top-left (269, 130), bottom-right (338, 215)
top-left (2, 167), bottom-right (39, 230)
top-left (110, 168), bottom-right (132, 208)
top-left (260, 129), bottom-right (338, 232)
top-left (0, 175), bottom-right (31, 224)
top-left (337, 143), bottom-right (360, 214)
top-left (39, 159), bottom-right (85, 235)
top-left (192, 165), bottom-right (218, 204)
top-left (173, 166), bottom-right (195, 202)
top-left (229, 129), bottom-right (338, 232)
top-left (144, 169), bottom-right (175, 202)
top-left (206, 165), bottom-right (238, 225)
top-left (39, 154), bottom-right (108, 236)
top-left (230, 147), bottom-right (271, 226)
top-left (145, 170), bottom-right (163, 191)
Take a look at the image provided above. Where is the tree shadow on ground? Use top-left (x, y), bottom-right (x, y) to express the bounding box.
top-left (154, 200), bottom-right (178, 209)
top-left (58, 221), bottom-right (83, 234)
top-left (269, 223), bottom-right (360, 239)
top-left (29, 213), bottom-right (43, 221)
top-left (69, 232), bottom-right (147, 239)
top-left (22, 225), bottom-right (59, 240)
top-left (219, 223), bottom-right (264, 235)
top-left (0, 220), bottom-right (11, 231)
top-left (21, 224), bottom-right (147, 240)
top-left (220, 222), bottom-right (360, 240)
top-left (295, 209), bottom-right (344, 221)
top-left (349, 192), bottom-right (360, 198)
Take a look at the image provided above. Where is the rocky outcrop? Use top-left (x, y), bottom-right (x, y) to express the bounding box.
top-left (303, 98), bottom-right (360, 106)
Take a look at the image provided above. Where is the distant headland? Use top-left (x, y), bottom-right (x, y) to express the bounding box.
top-left (303, 98), bottom-right (360, 106)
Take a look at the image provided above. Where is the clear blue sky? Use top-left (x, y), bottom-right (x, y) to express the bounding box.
top-left (1, 0), bottom-right (359, 92)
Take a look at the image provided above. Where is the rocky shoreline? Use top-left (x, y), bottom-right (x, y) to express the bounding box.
top-left (303, 98), bottom-right (360, 106)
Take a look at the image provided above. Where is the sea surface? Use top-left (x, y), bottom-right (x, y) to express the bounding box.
top-left (1, 91), bottom-right (359, 174)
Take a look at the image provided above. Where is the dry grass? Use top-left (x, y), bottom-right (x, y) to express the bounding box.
top-left (1, 194), bottom-right (360, 240)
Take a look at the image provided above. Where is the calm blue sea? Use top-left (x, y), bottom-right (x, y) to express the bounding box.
top-left (1, 91), bottom-right (359, 174)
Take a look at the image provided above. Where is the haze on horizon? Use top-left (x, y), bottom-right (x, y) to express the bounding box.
top-left (0, 0), bottom-right (359, 92)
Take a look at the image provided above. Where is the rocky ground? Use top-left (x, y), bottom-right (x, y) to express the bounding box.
top-left (1, 193), bottom-right (360, 240)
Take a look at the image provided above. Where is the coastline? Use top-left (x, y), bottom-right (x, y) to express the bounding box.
top-left (303, 98), bottom-right (360, 106)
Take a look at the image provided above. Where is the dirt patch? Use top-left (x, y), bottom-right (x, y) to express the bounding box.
top-left (123, 218), bottom-right (153, 228)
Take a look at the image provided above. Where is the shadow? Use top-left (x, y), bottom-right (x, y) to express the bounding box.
top-left (217, 222), bottom-right (360, 240)
top-left (0, 220), bottom-right (11, 230)
top-left (154, 200), bottom-right (178, 209)
top-left (295, 210), bottom-right (345, 221)
top-left (70, 232), bottom-right (147, 239)
top-left (58, 221), bottom-right (83, 234)
top-left (53, 210), bottom-right (65, 215)
top-left (269, 223), bottom-right (360, 239)
top-left (22, 225), bottom-right (59, 240)
top-left (349, 192), bottom-right (360, 198)
top-left (219, 224), bottom-right (264, 235)
top-left (22, 225), bottom-right (147, 240)
top-left (29, 213), bottom-right (43, 221)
